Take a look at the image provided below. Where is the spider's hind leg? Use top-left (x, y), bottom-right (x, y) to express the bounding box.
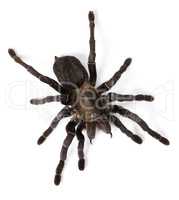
top-left (109, 115), bottom-right (142, 144)
top-left (37, 106), bottom-right (72, 145)
top-left (54, 119), bottom-right (78, 185)
top-left (110, 105), bottom-right (170, 145)
top-left (76, 122), bottom-right (85, 170)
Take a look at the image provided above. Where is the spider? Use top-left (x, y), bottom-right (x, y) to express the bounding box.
top-left (8, 11), bottom-right (170, 186)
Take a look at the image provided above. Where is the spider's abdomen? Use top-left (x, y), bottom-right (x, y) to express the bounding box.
top-left (53, 56), bottom-right (89, 89)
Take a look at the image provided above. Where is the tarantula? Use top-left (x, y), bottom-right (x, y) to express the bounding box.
top-left (8, 11), bottom-right (169, 186)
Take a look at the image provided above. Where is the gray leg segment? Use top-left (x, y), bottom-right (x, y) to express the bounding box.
top-left (110, 105), bottom-right (170, 145)
top-left (37, 106), bottom-right (72, 145)
top-left (88, 11), bottom-right (97, 86)
top-left (8, 49), bottom-right (62, 92)
top-left (76, 122), bottom-right (85, 170)
top-left (54, 119), bottom-right (78, 185)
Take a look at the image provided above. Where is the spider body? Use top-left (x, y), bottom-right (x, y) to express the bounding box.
top-left (8, 11), bottom-right (170, 186)
top-left (54, 56), bottom-right (101, 125)
top-left (75, 83), bottom-right (99, 118)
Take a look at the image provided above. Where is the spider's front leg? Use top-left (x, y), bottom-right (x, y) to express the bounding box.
top-left (88, 11), bottom-right (97, 86)
top-left (97, 58), bottom-right (132, 94)
top-left (37, 106), bottom-right (72, 145)
top-left (76, 122), bottom-right (85, 170)
top-left (54, 119), bottom-right (78, 185)
top-left (8, 49), bottom-right (62, 92)
top-left (110, 105), bottom-right (170, 145)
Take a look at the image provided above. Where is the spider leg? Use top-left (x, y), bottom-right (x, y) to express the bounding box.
top-left (54, 119), bottom-right (78, 185)
top-left (102, 93), bottom-right (154, 103)
top-left (88, 11), bottom-right (97, 86)
top-left (109, 115), bottom-right (142, 144)
top-left (37, 106), bottom-right (72, 145)
top-left (110, 105), bottom-right (170, 145)
top-left (97, 58), bottom-right (132, 94)
top-left (30, 95), bottom-right (67, 105)
top-left (8, 49), bottom-right (62, 93)
top-left (30, 95), bottom-right (61, 105)
top-left (76, 121), bottom-right (85, 170)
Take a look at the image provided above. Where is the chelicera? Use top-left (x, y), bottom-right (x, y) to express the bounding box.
top-left (8, 11), bottom-right (170, 186)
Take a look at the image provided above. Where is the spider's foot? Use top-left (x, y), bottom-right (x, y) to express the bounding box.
top-left (30, 99), bottom-right (39, 105)
top-left (78, 159), bottom-right (85, 171)
top-left (135, 95), bottom-right (154, 102)
top-left (124, 58), bottom-right (132, 66)
top-left (37, 136), bottom-right (46, 145)
top-left (54, 174), bottom-right (61, 185)
top-left (132, 134), bottom-right (143, 144)
top-left (8, 48), bottom-right (17, 58)
top-left (89, 11), bottom-right (95, 21)
top-left (146, 95), bottom-right (154, 101)
top-left (159, 137), bottom-right (170, 145)
top-left (8, 48), bottom-right (21, 63)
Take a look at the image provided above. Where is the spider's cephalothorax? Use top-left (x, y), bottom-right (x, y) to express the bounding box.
top-left (8, 11), bottom-right (170, 186)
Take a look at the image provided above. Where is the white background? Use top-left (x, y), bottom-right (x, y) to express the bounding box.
top-left (0, 0), bottom-right (179, 199)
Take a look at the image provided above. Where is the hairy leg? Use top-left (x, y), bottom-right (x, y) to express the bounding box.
top-left (102, 93), bottom-right (154, 103)
top-left (109, 115), bottom-right (142, 144)
top-left (88, 11), bottom-right (97, 86)
top-left (54, 119), bottom-right (78, 185)
top-left (76, 122), bottom-right (85, 170)
top-left (8, 49), bottom-right (62, 92)
top-left (97, 58), bottom-right (132, 94)
top-left (37, 106), bottom-right (72, 145)
top-left (30, 95), bottom-right (62, 105)
top-left (110, 105), bottom-right (170, 145)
